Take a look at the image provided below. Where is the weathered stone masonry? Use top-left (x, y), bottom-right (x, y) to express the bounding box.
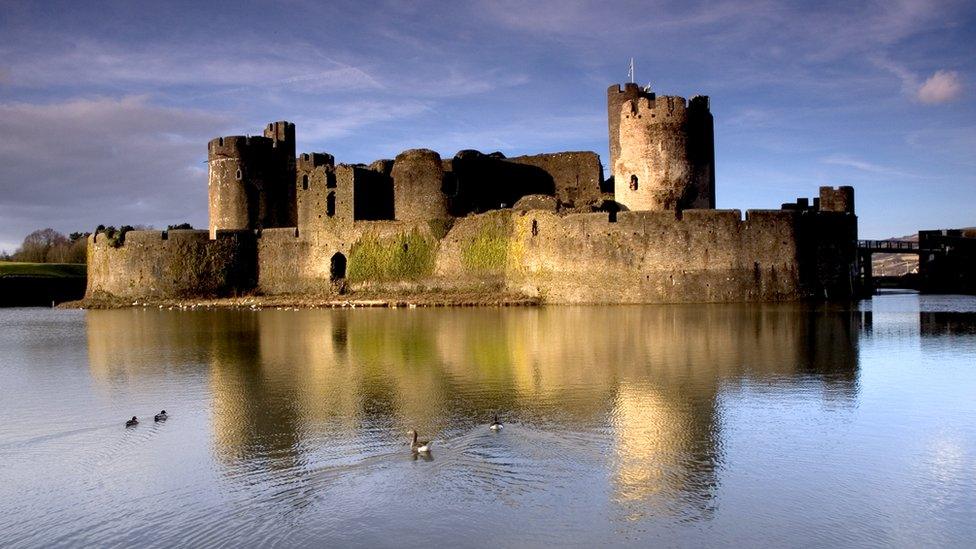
top-left (87, 82), bottom-right (858, 304)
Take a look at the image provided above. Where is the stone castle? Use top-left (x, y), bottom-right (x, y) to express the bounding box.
top-left (86, 82), bottom-right (858, 304)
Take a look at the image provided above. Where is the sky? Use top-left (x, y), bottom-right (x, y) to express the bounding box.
top-left (0, 0), bottom-right (974, 251)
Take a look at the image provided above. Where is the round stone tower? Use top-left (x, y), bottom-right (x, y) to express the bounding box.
top-left (391, 149), bottom-right (449, 221)
top-left (207, 135), bottom-right (275, 238)
top-left (612, 92), bottom-right (715, 211)
top-left (607, 83), bottom-right (654, 173)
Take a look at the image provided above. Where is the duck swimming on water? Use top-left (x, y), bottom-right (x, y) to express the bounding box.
top-left (408, 430), bottom-right (430, 454)
top-left (125, 416), bottom-right (138, 427)
top-left (489, 415), bottom-right (503, 431)
top-left (154, 410), bottom-right (168, 422)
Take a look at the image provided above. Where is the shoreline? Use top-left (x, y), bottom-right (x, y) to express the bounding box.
top-left (59, 291), bottom-right (541, 310)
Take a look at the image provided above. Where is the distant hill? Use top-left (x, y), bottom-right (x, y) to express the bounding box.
top-left (872, 227), bottom-right (975, 276)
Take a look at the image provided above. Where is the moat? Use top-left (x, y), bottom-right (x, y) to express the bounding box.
top-left (2, 294), bottom-right (975, 547)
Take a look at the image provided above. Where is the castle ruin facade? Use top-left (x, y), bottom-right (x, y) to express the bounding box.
top-left (86, 82), bottom-right (858, 304)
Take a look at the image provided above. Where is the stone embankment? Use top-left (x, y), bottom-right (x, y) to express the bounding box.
top-left (61, 290), bottom-right (539, 310)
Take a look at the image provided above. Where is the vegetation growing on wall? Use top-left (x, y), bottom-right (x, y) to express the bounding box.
top-left (460, 215), bottom-right (512, 274)
top-left (427, 218), bottom-right (455, 240)
top-left (348, 229), bottom-right (437, 282)
top-left (96, 225), bottom-right (136, 248)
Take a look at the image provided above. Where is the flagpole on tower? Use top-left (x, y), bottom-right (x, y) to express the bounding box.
top-left (628, 58), bottom-right (635, 83)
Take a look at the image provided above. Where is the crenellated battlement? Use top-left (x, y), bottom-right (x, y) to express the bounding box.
top-left (622, 95), bottom-right (689, 122)
top-left (207, 135), bottom-right (274, 158)
top-left (297, 152), bottom-right (335, 172)
top-left (607, 82), bottom-right (655, 99)
top-left (263, 121), bottom-right (295, 148)
top-left (819, 186), bottom-right (855, 214)
top-left (689, 95), bottom-right (710, 111)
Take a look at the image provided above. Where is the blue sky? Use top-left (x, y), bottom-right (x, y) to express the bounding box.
top-left (0, 0), bottom-right (974, 251)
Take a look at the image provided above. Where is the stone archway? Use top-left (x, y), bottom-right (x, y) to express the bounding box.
top-left (330, 252), bottom-right (347, 281)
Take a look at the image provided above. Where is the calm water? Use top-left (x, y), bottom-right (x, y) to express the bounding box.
top-left (1, 295), bottom-right (975, 548)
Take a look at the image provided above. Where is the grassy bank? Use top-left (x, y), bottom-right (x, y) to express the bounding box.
top-left (0, 263), bottom-right (87, 306)
top-left (0, 262), bottom-right (86, 278)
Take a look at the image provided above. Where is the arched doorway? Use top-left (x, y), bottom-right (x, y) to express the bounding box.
top-left (330, 252), bottom-right (347, 281)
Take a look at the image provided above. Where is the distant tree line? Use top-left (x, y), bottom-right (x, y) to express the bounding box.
top-left (1, 228), bottom-right (89, 264)
top-left (0, 224), bottom-right (194, 264)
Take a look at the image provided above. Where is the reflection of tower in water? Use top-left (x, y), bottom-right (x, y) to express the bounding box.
top-left (85, 304), bottom-right (862, 517)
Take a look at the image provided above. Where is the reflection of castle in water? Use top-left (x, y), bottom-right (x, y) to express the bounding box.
top-left (86, 305), bottom-right (861, 517)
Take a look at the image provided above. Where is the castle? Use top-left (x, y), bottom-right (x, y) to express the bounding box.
top-left (86, 82), bottom-right (858, 304)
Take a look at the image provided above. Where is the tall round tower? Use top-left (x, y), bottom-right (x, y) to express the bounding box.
top-left (391, 149), bottom-right (449, 221)
top-left (612, 92), bottom-right (715, 211)
top-left (208, 136), bottom-right (274, 238)
top-left (607, 83), bottom-right (654, 173)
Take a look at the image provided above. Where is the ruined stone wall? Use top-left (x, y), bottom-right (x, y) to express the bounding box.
top-left (296, 155), bottom-right (351, 232)
top-left (506, 152), bottom-right (604, 207)
top-left (86, 230), bottom-right (256, 299)
top-left (89, 210), bottom-right (821, 304)
top-left (258, 207), bottom-right (810, 303)
top-left (614, 95), bottom-right (714, 211)
top-left (507, 209), bottom-right (804, 303)
top-left (256, 220), bottom-right (448, 295)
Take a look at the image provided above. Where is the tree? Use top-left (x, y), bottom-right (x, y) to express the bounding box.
top-left (13, 228), bottom-right (70, 263)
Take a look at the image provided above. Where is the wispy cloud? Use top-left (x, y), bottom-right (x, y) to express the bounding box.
top-left (293, 100), bottom-right (432, 143)
top-left (2, 39), bottom-right (383, 93)
top-left (821, 154), bottom-right (917, 178)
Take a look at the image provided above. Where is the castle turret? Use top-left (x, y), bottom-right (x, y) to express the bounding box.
top-left (611, 89), bottom-right (715, 211)
top-left (296, 152), bottom-right (337, 230)
top-left (392, 149), bottom-right (449, 221)
top-left (607, 83), bottom-right (654, 173)
top-left (207, 136), bottom-right (275, 238)
top-left (819, 185), bottom-right (855, 214)
top-left (263, 121), bottom-right (297, 227)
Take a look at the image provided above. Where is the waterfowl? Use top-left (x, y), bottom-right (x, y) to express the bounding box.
top-left (408, 430), bottom-right (430, 454)
top-left (125, 416), bottom-right (138, 427)
top-left (489, 415), bottom-right (503, 431)
top-left (154, 410), bottom-right (168, 422)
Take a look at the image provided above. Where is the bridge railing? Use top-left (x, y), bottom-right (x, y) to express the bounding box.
top-left (858, 240), bottom-right (919, 252)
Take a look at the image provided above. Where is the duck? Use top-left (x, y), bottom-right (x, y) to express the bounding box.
top-left (489, 414), bottom-right (503, 431)
top-left (408, 430), bottom-right (430, 454)
top-left (154, 410), bottom-right (168, 422)
top-left (125, 416), bottom-right (138, 427)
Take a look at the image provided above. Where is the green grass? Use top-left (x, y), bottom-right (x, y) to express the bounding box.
top-left (0, 262), bottom-right (86, 278)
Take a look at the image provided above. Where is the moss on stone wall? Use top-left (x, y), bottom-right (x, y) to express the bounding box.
top-left (427, 218), bottom-right (455, 240)
top-left (460, 215), bottom-right (512, 274)
top-left (348, 229), bottom-right (437, 282)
